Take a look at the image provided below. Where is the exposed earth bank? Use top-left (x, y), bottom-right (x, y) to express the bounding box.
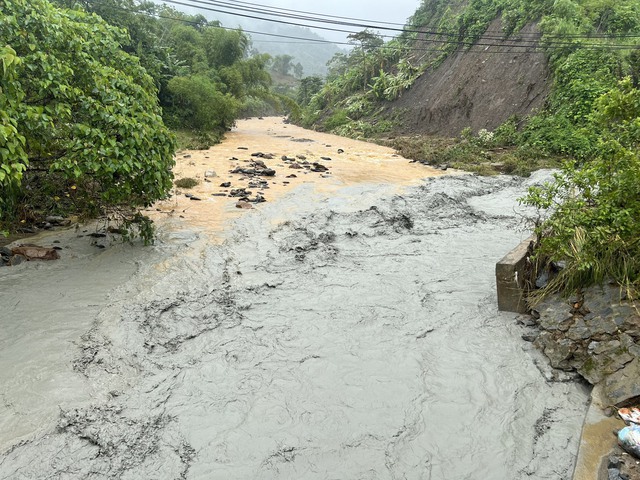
top-left (388, 18), bottom-right (551, 136)
top-left (0, 119), bottom-right (589, 479)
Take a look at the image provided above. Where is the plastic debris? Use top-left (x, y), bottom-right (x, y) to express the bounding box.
top-left (618, 424), bottom-right (640, 459)
top-left (619, 407), bottom-right (640, 426)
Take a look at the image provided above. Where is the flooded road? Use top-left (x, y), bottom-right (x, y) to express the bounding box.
top-left (0, 119), bottom-right (589, 479)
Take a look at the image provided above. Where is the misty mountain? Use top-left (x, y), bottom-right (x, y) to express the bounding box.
top-left (172, 5), bottom-right (345, 77)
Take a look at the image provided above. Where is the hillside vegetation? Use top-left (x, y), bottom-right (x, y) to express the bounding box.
top-left (0, 0), bottom-right (283, 239)
top-left (295, 0), bottom-right (640, 295)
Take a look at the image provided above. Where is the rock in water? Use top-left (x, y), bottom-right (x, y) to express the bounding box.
top-left (311, 163), bottom-right (329, 172)
top-left (11, 245), bottom-right (60, 261)
top-left (236, 201), bottom-right (253, 209)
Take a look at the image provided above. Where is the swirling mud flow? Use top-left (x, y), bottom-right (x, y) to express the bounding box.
top-left (0, 119), bottom-right (588, 479)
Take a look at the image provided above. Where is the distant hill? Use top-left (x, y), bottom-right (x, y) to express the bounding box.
top-left (174, 6), bottom-right (344, 77)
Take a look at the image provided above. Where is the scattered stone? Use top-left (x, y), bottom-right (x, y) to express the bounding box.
top-left (236, 201), bottom-right (253, 209)
top-left (296, 154), bottom-right (306, 160)
top-left (205, 170), bottom-right (217, 178)
top-left (229, 188), bottom-right (251, 197)
top-left (183, 154), bottom-right (191, 158)
top-left (289, 163), bottom-right (302, 169)
top-left (603, 358), bottom-right (640, 407)
top-left (230, 166), bottom-right (276, 177)
top-left (0, 246), bottom-right (12, 258)
top-left (17, 244), bottom-right (53, 258)
top-left (249, 194), bottom-right (266, 203)
top-left (321, 156), bottom-right (332, 161)
top-left (248, 179), bottom-right (269, 189)
top-left (87, 233), bottom-right (107, 238)
top-left (522, 333), bottom-right (538, 342)
top-left (188, 195), bottom-right (202, 201)
top-left (220, 182), bottom-right (231, 188)
top-left (440, 164), bottom-right (449, 171)
top-left (310, 163), bottom-right (329, 172)
top-left (45, 215), bottom-right (68, 226)
top-left (286, 174), bottom-right (297, 178)
top-left (237, 147), bottom-right (248, 150)
top-left (9, 254), bottom-right (26, 266)
top-left (337, 149), bottom-right (344, 154)
top-left (211, 193), bottom-right (227, 197)
top-left (533, 284), bottom-right (640, 404)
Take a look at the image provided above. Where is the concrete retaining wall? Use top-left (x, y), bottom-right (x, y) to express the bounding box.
top-left (496, 236), bottom-right (535, 313)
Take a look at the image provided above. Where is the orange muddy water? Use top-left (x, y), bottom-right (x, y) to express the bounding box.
top-left (151, 117), bottom-right (450, 236)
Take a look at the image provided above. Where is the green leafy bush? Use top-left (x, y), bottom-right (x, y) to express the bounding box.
top-left (167, 75), bottom-right (239, 132)
top-left (0, 0), bottom-right (176, 228)
top-left (523, 78), bottom-right (640, 296)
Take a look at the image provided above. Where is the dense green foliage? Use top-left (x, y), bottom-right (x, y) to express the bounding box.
top-left (0, 0), bottom-right (283, 233)
top-left (524, 78), bottom-right (640, 295)
top-left (0, 0), bottom-right (175, 230)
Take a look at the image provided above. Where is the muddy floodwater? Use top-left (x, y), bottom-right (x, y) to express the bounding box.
top-left (0, 118), bottom-right (589, 479)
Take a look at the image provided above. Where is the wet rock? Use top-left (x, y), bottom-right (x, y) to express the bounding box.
top-left (45, 215), bottom-right (70, 226)
top-left (535, 332), bottom-right (576, 370)
top-left (248, 194), bottom-right (266, 203)
top-left (310, 163), bottom-right (329, 172)
top-left (248, 180), bottom-right (269, 189)
top-left (603, 358), bottom-right (640, 406)
top-left (12, 245), bottom-right (60, 260)
top-left (230, 166), bottom-right (276, 177)
top-left (236, 200), bottom-right (253, 209)
top-left (0, 246), bottom-right (12, 258)
top-left (9, 254), bottom-right (27, 266)
top-left (229, 188), bottom-right (251, 198)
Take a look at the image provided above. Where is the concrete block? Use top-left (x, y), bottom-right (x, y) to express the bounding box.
top-left (496, 236), bottom-right (535, 313)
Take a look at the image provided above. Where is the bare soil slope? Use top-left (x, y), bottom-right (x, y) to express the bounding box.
top-left (390, 18), bottom-right (551, 136)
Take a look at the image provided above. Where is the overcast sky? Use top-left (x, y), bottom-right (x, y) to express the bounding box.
top-left (189, 0), bottom-right (424, 44)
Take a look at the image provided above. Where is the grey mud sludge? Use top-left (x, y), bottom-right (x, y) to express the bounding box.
top-left (0, 167), bottom-right (589, 477)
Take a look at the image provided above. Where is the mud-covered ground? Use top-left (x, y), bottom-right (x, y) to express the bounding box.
top-left (0, 121), bottom-right (589, 479)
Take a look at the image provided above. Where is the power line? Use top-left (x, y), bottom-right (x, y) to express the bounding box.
top-left (158, 0), bottom-right (640, 50)
top-left (221, 0), bottom-right (640, 40)
top-left (94, 1), bottom-right (640, 55)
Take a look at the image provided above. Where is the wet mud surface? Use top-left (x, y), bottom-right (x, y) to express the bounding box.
top-left (0, 123), bottom-right (589, 479)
